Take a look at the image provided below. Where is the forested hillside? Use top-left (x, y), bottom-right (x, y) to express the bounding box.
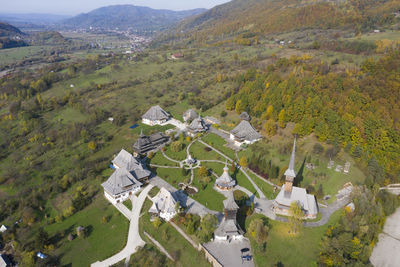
top-left (225, 52), bottom-right (400, 184)
top-left (62, 5), bottom-right (206, 31)
top-left (172, 0), bottom-right (400, 42)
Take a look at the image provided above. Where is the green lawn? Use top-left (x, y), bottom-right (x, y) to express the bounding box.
top-left (123, 199), bottom-right (132, 211)
top-left (163, 142), bottom-right (188, 161)
top-left (190, 141), bottom-right (225, 161)
top-left (246, 210), bottom-right (342, 266)
top-left (190, 172), bottom-right (226, 212)
top-left (247, 171), bottom-right (278, 199)
top-left (201, 133), bottom-right (236, 160)
top-left (45, 196), bottom-right (129, 266)
top-left (150, 151), bottom-right (180, 167)
top-left (139, 199), bottom-right (211, 267)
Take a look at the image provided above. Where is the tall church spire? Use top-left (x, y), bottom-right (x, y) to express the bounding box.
top-left (284, 137), bottom-right (297, 192)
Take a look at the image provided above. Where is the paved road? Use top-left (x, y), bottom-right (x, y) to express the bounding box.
top-left (91, 185), bottom-right (154, 267)
top-left (370, 207), bottom-right (400, 267)
top-left (161, 118), bottom-right (187, 130)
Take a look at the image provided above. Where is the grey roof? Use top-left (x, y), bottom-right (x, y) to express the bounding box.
top-left (0, 254), bottom-right (11, 267)
top-left (284, 137), bottom-right (297, 178)
top-left (142, 105), bottom-right (170, 121)
top-left (239, 112), bottom-right (251, 121)
top-left (112, 149), bottom-right (151, 179)
top-left (204, 116), bottom-right (221, 125)
top-left (215, 164), bottom-right (235, 188)
top-left (274, 185), bottom-right (318, 215)
top-left (183, 109), bottom-right (198, 121)
top-left (230, 121), bottom-right (261, 142)
top-left (188, 117), bottom-right (208, 132)
top-left (102, 168), bottom-right (142, 196)
top-left (214, 218), bottom-right (243, 237)
top-left (149, 187), bottom-right (177, 214)
top-left (223, 191), bottom-right (239, 210)
top-left (112, 149), bottom-right (139, 170)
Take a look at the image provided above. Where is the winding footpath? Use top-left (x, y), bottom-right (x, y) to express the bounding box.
top-left (91, 185), bottom-right (154, 267)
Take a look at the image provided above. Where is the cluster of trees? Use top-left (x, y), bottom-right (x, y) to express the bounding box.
top-left (319, 187), bottom-right (399, 266)
top-left (225, 53), bottom-right (400, 185)
top-left (174, 213), bottom-right (218, 243)
top-left (246, 143), bottom-right (281, 180)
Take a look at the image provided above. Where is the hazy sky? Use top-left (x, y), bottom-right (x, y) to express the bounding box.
top-left (0, 0), bottom-right (231, 15)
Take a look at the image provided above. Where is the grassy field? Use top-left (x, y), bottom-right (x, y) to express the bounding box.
top-left (246, 210), bottom-right (342, 266)
top-left (45, 196), bottom-right (129, 266)
top-left (201, 133), bottom-right (236, 160)
top-left (139, 199), bottom-right (211, 267)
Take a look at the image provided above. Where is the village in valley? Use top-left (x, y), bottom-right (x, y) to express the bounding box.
top-left (89, 105), bottom-right (356, 267)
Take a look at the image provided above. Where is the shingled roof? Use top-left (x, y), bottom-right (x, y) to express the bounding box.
top-left (188, 117), bottom-right (208, 132)
top-left (112, 149), bottom-right (151, 179)
top-left (102, 168), bottom-right (142, 196)
top-left (239, 111), bottom-right (251, 121)
top-left (223, 191), bottom-right (239, 211)
top-left (142, 105), bottom-right (170, 121)
top-left (230, 121), bottom-right (261, 142)
top-left (215, 163), bottom-right (235, 189)
top-left (183, 109), bottom-right (198, 122)
top-left (149, 187), bottom-right (177, 214)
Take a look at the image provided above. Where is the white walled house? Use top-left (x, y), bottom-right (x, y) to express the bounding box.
top-left (148, 187), bottom-right (178, 221)
top-left (229, 120), bottom-right (261, 146)
top-left (102, 168), bottom-right (142, 204)
top-left (142, 105), bottom-right (171, 126)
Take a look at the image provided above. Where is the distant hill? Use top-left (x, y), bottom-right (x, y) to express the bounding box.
top-left (0, 22), bottom-right (24, 37)
top-left (173, 0), bottom-right (400, 40)
top-left (0, 13), bottom-right (71, 27)
top-left (62, 5), bottom-right (206, 31)
top-left (0, 22), bottom-right (27, 49)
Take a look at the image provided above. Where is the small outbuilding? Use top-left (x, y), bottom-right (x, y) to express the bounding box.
top-left (239, 112), bottom-right (251, 121)
top-left (187, 116), bottom-right (208, 137)
top-left (183, 109), bottom-right (198, 122)
top-left (215, 163), bottom-right (236, 191)
top-left (148, 187), bottom-right (178, 221)
top-left (0, 225), bottom-right (7, 233)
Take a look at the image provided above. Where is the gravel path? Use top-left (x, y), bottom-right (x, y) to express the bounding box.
top-left (91, 185), bottom-right (154, 267)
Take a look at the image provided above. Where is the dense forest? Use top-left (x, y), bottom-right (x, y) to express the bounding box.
top-left (167, 0), bottom-right (400, 44)
top-left (225, 52), bottom-right (400, 185)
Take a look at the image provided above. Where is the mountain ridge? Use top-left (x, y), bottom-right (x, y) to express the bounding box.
top-left (62, 5), bottom-right (207, 32)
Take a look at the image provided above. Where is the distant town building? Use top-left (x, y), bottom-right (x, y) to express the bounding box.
top-left (187, 116), bottom-right (208, 137)
top-left (0, 254), bottom-right (11, 267)
top-left (215, 162), bottom-right (236, 191)
top-left (214, 191), bottom-right (243, 241)
top-left (102, 168), bottom-right (142, 204)
top-left (133, 130), bottom-right (169, 155)
top-left (230, 121), bottom-right (261, 146)
top-left (112, 149), bottom-right (151, 183)
top-left (148, 187), bottom-right (178, 221)
top-left (239, 111), bottom-right (251, 121)
top-left (183, 109), bottom-right (198, 122)
top-left (273, 138), bottom-right (318, 219)
top-left (142, 105), bottom-right (171, 126)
